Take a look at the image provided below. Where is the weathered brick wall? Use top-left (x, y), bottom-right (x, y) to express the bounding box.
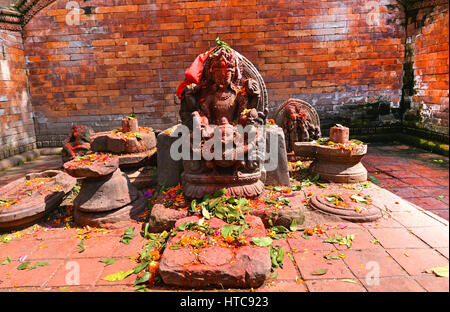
top-left (403, 0), bottom-right (449, 136)
top-left (0, 29), bottom-right (36, 160)
top-left (21, 0), bottom-right (406, 147)
top-left (0, 1), bottom-right (13, 7)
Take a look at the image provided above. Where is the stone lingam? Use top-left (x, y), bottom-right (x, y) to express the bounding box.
top-left (177, 44), bottom-right (269, 199)
top-left (294, 124), bottom-right (368, 184)
top-left (0, 170), bottom-right (76, 231)
top-left (63, 153), bottom-right (147, 228)
top-left (90, 114), bottom-right (157, 170)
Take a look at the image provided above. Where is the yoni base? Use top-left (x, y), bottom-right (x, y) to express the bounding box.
top-left (181, 171), bottom-right (264, 199)
top-left (310, 161), bottom-right (368, 183)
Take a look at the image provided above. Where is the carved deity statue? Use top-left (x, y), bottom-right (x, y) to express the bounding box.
top-left (177, 45), bottom-right (268, 198)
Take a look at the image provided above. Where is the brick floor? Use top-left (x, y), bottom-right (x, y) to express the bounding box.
top-left (362, 143), bottom-right (449, 221)
top-left (0, 144), bottom-right (448, 292)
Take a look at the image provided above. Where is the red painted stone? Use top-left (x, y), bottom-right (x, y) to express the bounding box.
top-left (329, 125), bottom-right (349, 144)
top-left (159, 215), bottom-right (271, 288)
top-left (0, 170), bottom-right (76, 231)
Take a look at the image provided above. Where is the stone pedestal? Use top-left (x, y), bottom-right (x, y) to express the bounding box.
top-left (0, 170), bottom-right (76, 231)
top-left (294, 142), bottom-right (368, 183)
top-left (64, 156), bottom-right (146, 228)
top-left (308, 188), bottom-right (382, 222)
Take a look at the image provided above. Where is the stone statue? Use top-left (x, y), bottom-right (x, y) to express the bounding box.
top-left (61, 125), bottom-right (93, 163)
top-left (273, 99), bottom-right (321, 154)
top-left (177, 45), bottom-right (268, 198)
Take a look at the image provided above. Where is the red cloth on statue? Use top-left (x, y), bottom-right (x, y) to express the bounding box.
top-left (176, 50), bottom-right (212, 99)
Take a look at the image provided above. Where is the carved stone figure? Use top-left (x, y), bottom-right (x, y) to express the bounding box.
top-left (177, 45), bottom-right (269, 198)
top-left (273, 99), bottom-right (321, 154)
top-left (61, 125), bottom-right (93, 163)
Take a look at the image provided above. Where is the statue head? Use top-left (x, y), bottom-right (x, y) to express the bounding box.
top-left (209, 48), bottom-right (239, 89)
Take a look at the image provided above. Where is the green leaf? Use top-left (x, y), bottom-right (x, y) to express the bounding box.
top-left (100, 258), bottom-right (116, 266)
top-left (189, 199), bottom-right (197, 213)
top-left (324, 255), bottom-right (340, 260)
top-left (177, 222), bottom-right (195, 231)
top-left (252, 237), bottom-right (273, 247)
top-left (289, 219), bottom-right (298, 232)
top-left (271, 225), bottom-right (289, 234)
top-left (134, 272), bottom-right (150, 286)
top-left (77, 239), bottom-right (85, 253)
top-left (212, 188), bottom-right (227, 198)
top-left (269, 271), bottom-right (278, 279)
top-left (17, 261), bottom-right (30, 270)
top-left (133, 261), bottom-right (149, 274)
top-left (121, 228), bottom-right (136, 244)
top-left (202, 206), bottom-right (211, 219)
top-left (0, 257), bottom-right (11, 265)
top-left (438, 195), bottom-right (445, 199)
top-left (133, 132), bottom-right (142, 140)
top-left (287, 252), bottom-right (295, 262)
top-left (369, 176), bottom-right (381, 185)
top-left (29, 262), bottom-right (49, 270)
top-left (350, 194), bottom-right (370, 204)
top-left (102, 269), bottom-right (134, 282)
top-left (209, 197), bottom-right (221, 209)
top-left (269, 246), bottom-right (284, 269)
top-left (311, 268), bottom-right (327, 275)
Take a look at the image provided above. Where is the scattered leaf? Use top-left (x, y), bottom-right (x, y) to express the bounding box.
top-left (134, 272), bottom-right (150, 286)
top-left (252, 237), bottom-right (273, 247)
top-left (17, 261), bottom-right (31, 270)
top-left (0, 257), bottom-right (11, 265)
top-left (269, 271), bottom-right (278, 279)
top-left (369, 176), bottom-right (380, 185)
top-left (121, 227), bottom-right (136, 244)
top-left (100, 258), bottom-right (116, 266)
top-left (77, 239), bottom-right (85, 253)
top-left (426, 266), bottom-right (449, 277)
top-left (310, 268), bottom-right (327, 275)
top-left (29, 262), bottom-right (49, 270)
top-left (102, 269), bottom-right (134, 282)
top-left (341, 279), bottom-right (358, 284)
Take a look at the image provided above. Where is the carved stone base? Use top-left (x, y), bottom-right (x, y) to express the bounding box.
top-left (310, 161), bottom-right (368, 183)
top-left (0, 170), bottom-right (76, 231)
top-left (182, 171), bottom-right (264, 199)
top-left (294, 142), bottom-right (368, 183)
top-left (309, 191), bottom-right (382, 222)
top-left (73, 192), bottom-right (147, 229)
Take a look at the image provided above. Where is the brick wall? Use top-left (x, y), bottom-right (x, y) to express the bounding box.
top-left (403, 0), bottom-right (449, 136)
top-left (0, 29), bottom-right (36, 160)
top-left (0, 1), bottom-right (13, 7)
top-left (21, 0), bottom-right (406, 147)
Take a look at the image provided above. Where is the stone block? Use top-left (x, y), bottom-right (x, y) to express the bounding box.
top-left (263, 125), bottom-right (291, 187)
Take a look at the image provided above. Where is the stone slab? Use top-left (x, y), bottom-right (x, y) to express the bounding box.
top-left (156, 125), bottom-right (184, 187)
top-left (0, 170), bottom-right (76, 231)
top-left (159, 215), bottom-right (271, 288)
top-left (263, 126), bottom-right (291, 187)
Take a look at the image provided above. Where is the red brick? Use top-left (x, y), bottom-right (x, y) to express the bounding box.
top-left (368, 228), bottom-right (429, 249)
top-left (386, 248), bottom-right (449, 276)
top-left (306, 279), bottom-right (367, 292)
top-left (294, 250), bottom-right (355, 280)
top-left (360, 276), bottom-right (425, 292)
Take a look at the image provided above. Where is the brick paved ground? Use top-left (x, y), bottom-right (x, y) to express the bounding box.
top-left (362, 143), bottom-right (449, 221)
top-left (0, 144), bottom-right (448, 292)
